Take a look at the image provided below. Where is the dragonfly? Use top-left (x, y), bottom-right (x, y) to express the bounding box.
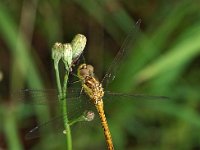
top-left (15, 20), bottom-right (169, 149)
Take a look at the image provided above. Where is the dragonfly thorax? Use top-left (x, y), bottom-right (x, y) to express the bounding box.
top-left (83, 76), bottom-right (104, 104)
top-left (77, 64), bottom-right (104, 104)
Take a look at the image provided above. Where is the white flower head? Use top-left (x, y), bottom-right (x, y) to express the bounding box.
top-left (62, 43), bottom-right (73, 70)
top-left (71, 34), bottom-right (86, 61)
top-left (52, 42), bottom-right (63, 64)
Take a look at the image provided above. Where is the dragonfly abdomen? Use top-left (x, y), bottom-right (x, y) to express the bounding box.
top-left (96, 100), bottom-right (114, 150)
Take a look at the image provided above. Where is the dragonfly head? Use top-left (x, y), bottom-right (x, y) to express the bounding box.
top-left (77, 64), bottom-right (94, 80)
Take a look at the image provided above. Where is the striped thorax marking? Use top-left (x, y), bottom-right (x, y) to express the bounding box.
top-left (78, 64), bottom-right (104, 104)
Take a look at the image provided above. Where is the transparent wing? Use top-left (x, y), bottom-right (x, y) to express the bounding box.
top-left (101, 19), bottom-right (141, 87)
top-left (13, 88), bottom-right (82, 105)
top-left (104, 91), bottom-right (169, 101)
top-left (25, 114), bottom-right (64, 140)
top-left (25, 98), bottom-right (98, 140)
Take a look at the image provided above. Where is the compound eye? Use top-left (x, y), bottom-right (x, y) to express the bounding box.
top-left (79, 69), bottom-right (89, 77)
top-left (79, 64), bottom-right (87, 69)
top-left (87, 65), bottom-right (94, 74)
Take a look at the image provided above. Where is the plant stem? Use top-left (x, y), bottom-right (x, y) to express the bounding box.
top-left (54, 62), bottom-right (72, 150)
top-left (54, 63), bottom-right (62, 94)
top-left (69, 115), bottom-right (85, 126)
top-left (62, 71), bottom-right (72, 150)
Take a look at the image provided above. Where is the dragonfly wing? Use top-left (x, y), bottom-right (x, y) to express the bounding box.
top-left (13, 88), bottom-right (83, 105)
top-left (104, 91), bottom-right (169, 101)
top-left (25, 99), bottom-right (98, 140)
top-left (25, 115), bottom-right (64, 140)
top-left (101, 20), bottom-right (141, 88)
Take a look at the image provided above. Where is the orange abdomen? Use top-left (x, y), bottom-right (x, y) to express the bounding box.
top-left (96, 100), bottom-right (114, 150)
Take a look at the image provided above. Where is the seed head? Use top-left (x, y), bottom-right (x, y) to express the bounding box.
top-left (52, 42), bottom-right (63, 64)
top-left (62, 43), bottom-right (73, 70)
top-left (83, 110), bottom-right (95, 122)
top-left (71, 34), bottom-right (86, 60)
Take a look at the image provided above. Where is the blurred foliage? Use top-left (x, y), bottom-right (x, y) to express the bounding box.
top-left (0, 0), bottom-right (200, 150)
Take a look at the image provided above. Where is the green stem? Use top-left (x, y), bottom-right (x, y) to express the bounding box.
top-left (69, 115), bottom-right (85, 126)
top-left (62, 71), bottom-right (72, 150)
top-left (54, 62), bottom-right (72, 150)
top-left (54, 62), bottom-right (62, 95)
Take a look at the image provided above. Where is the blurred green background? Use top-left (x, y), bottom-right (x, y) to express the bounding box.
top-left (1, 0), bottom-right (200, 150)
